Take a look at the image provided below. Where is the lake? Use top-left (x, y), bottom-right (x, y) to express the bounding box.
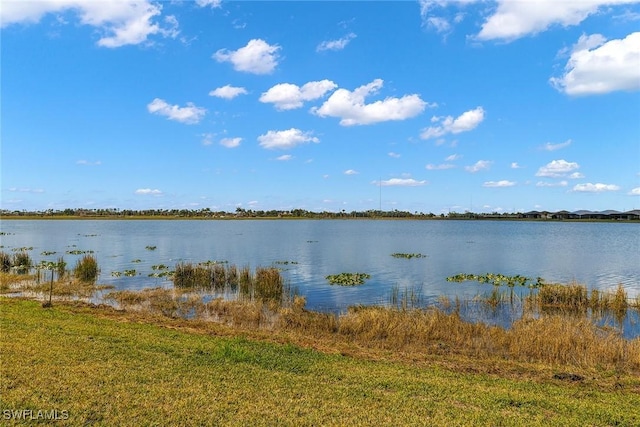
top-left (2, 219), bottom-right (639, 335)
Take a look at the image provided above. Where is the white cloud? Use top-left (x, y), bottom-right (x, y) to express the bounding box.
top-left (445, 154), bottom-right (462, 161)
top-left (629, 187), bottom-right (640, 195)
top-left (202, 133), bottom-right (214, 146)
top-left (1, 1), bottom-right (178, 48)
top-left (572, 183), bottom-right (621, 192)
top-left (568, 172), bottom-right (585, 179)
top-left (195, 0), bottom-right (222, 8)
top-left (377, 178), bottom-right (427, 187)
top-left (344, 169), bottom-right (358, 175)
top-left (214, 39), bottom-right (280, 75)
top-left (257, 128), bottom-right (319, 150)
top-left (536, 181), bottom-right (569, 187)
top-left (220, 137), bottom-right (242, 148)
top-left (465, 160), bottom-right (492, 173)
top-left (135, 188), bottom-right (162, 195)
top-left (426, 163), bottom-right (455, 170)
top-left (541, 139), bottom-right (572, 151)
top-left (388, 152), bottom-right (401, 158)
top-left (476, 0), bottom-right (639, 42)
top-left (76, 160), bottom-right (101, 166)
top-left (535, 159), bottom-right (580, 178)
top-left (550, 32), bottom-right (640, 95)
top-left (317, 33), bottom-right (356, 52)
top-left (260, 80), bottom-right (337, 110)
top-left (147, 98), bottom-right (206, 124)
top-left (209, 85), bottom-right (248, 100)
top-left (8, 187), bottom-right (45, 193)
top-left (511, 162), bottom-right (522, 169)
top-left (312, 79), bottom-right (428, 126)
top-left (483, 180), bottom-right (516, 188)
top-left (420, 107), bottom-right (485, 139)
top-left (276, 155), bottom-right (293, 161)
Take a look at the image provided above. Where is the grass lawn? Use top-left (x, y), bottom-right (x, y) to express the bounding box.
top-left (1, 298), bottom-right (639, 426)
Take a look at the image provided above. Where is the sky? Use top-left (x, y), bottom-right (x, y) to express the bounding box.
top-left (1, 0), bottom-right (639, 214)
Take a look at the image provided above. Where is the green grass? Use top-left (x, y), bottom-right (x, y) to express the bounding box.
top-left (1, 298), bottom-right (639, 426)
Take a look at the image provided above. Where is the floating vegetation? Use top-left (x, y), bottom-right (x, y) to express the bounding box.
top-left (111, 271), bottom-right (123, 277)
top-left (198, 260), bottom-right (228, 266)
top-left (0, 232), bottom-right (14, 235)
top-left (274, 260), bottom-right (299, 265)
top-left (391, 253), bottom-right (427, 259)
top-left (123, 269), bottom-right (137, 277)
top-left (83, 234), bottom-right (98, 237)
top-left (151, 264), bottom-right (170, 270)
top-left (306, 240), bottom-right (318, 243)
top-left (447, 273), bottom-right (544, 288)
top-left (326, 272), bottom-right (371, 286)
top-left (145, 245), bottom-right (157, 251)
top-left (11, 247), bottom-right (34, 252)
top-left (66, 249), bottom-right (94, 255)
top-left (41, 251), bottom-right (57, 256)
top-left (148, 271), bottom-right (174, 278)
top-left (131, 259), bottom-right (142, 263)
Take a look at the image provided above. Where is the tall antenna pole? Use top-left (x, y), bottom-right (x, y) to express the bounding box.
top-left (379, 177), bottom-right (382, 212)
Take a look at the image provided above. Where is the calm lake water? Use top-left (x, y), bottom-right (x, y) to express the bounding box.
top-left (2, 219), bottom-right (639, 335)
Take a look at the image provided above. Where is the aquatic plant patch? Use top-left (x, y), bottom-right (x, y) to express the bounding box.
top-left (447, 273), bottom-right (543, 288)
top-left (391, 253), bottom-right (427, 259)
top-left (326, 272), bottom-right (371, 286)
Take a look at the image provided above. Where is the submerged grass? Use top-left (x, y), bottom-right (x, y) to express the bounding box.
top-left (2, 298), bottom-right (640, 426)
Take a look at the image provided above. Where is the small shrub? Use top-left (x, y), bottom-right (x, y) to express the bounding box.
top-left (74, 254), bottom-right (99, 282)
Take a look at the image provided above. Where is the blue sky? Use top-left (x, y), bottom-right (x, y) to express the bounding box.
top-left (2, 0), bottom-right (639, 214)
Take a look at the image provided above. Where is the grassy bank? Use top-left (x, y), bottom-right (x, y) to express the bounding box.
top-left (1, 298), bottom-right (639, 426)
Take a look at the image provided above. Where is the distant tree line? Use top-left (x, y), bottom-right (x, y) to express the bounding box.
top-left (0, 207), bottom-right (527, 220)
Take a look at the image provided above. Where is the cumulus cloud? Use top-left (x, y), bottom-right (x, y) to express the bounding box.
top-left (629, 187), bottom-right (640, 195)
top-left (147, 98), bottom-right (206, 124)
top-left (541, 139), bottom-right (572, 151)
top-left (8, 187), bottom-right (45, 193)
top-left (312, 79), bottom-right (428, 126)
top-left (1, 0), bottom-right (179, 47)
top-left (317, 33), bottom-right (357, 52)
top-left (344, 169), bottom-right (358, 175)
top-left (214, 39), bottom-right (280, 74)
top-left (550, 32), bottom-right (640, 95)
top-left (276, 155), bottom-right (293, 161)
top-left (465, 160), bottom-right (492, 173)
top-left (445, 154), bottom-right (462, 161)
top-left (535, 159), bottom-right (580, 178)
top-left (476, 0), bottom-right (639, 42)
top-left (257, 128), bottom-right (319, 150)
top-left (420, 107), bottom-right (485, 139)
top-left (483, 180), bottom-right (516, 188)
top-left (76, 160), bottom-right (102, 166)
top-left (195, 0), bottom-right (222, 8)
top-left (220, 137), bottom-right (242, 148)
top-left (209, 85), bottom-right (248, 99)
top-left (536, 181), bottom-right (569, 187)
top-left (572, 183), bottom-right (621, 192)
top-left (426, 163), bottom-right (455, 170)
top-left (260, 80), bottom-right (337, 110)
top-left (511, 162), bottom-right (522, 169)
top-left (377, 178), bottom-right (427, 187)
top-left (135, 188), bottom-right (162, 195)
top-left (388, 152), bottom-right (401, 158)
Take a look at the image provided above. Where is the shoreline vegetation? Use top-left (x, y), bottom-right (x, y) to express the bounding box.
top-left (2, 207), bottom-right (639, 221)
top-left (2, 263), bottom-right (640, 424)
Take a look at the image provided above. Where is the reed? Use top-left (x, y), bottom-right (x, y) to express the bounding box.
top-left (12, 251), bottom-right (32, 273)
top-left (0, 251), bottom-right (11, 273)
top-left (254, 267), bottom-right (284, 303)
top-left (73, 254), bottom-right (99, 282)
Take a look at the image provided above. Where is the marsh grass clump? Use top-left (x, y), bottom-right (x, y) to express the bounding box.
top-left (0, 251), bottom-right (11, 273)
top-left (73, 254), bottom-right (99, 282)
top-left (12, 251), bottom-right (32, 274)
top-left (107, 288), bottom-right (200, 318)
top-left (254, 267), bottom-right (284, 303)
